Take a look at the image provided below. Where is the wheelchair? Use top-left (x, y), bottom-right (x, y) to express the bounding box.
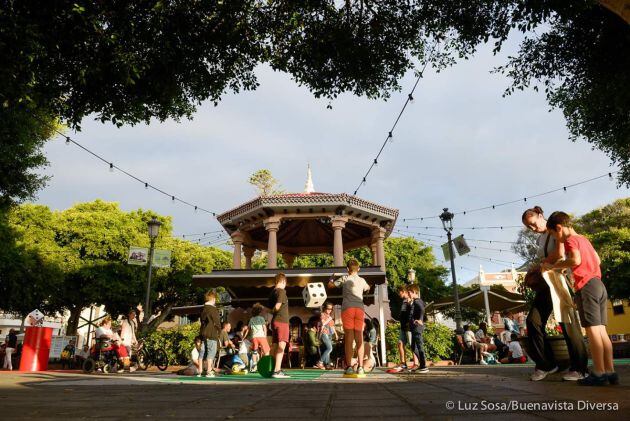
top-left (82, 338), bottom-right (123, 374)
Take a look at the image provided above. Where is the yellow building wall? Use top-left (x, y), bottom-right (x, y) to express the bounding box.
top-left (607, 299), bottom-right (630, 337)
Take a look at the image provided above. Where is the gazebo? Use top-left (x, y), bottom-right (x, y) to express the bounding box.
top-left (187, 168), bottom-right (399, 363)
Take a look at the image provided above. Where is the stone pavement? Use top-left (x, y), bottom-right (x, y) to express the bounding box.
top-left (0, 365), bottom-right (628, 420)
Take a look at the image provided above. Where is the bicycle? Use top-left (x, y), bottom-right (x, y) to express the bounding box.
top-left (131, 340), bottom-right (169, 372)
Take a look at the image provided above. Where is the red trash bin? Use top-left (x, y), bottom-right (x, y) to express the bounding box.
top-left (19, 326), bottom-right (53, 371)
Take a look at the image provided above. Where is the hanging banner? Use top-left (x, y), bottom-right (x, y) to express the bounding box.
top-left (453, 235), bottom-right (471, 256)
top-left (441, 243), bottom-right (452, 261)
top-left (152, 249), bottom-right (172, 268)
top-left (128, 247), bottom-right (149, 266)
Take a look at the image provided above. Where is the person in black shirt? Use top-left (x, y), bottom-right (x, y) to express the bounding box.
top-left (3, 329), bottom-right (18, 370)
top-left (407, 285), bottom-right (428, 373)
top-left (268, 273), bottom-right (290, 378)
top-left (391, 286), bottom-right (418, 372)
top-left (200, 291), bottom-right (221, 377)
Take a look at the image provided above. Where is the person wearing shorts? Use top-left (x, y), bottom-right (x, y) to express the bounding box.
top-left (268, 273), bottom-right (290, 378)
top-left (199, 291), bottom-right (221, 377)
top-left (330, 259), bottom-right (370, 376)
top-left (543, 211), bottom-right (617, 386)
top-left (248, 303), bottom-right (271, 357)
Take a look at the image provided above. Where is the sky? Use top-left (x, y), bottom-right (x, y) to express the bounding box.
top-left (36, 34), bottom-right (629, 281)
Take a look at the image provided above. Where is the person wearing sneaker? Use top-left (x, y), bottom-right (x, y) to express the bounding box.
top-left (407, 285), bottom-right (429, 374)
top-left (394, 286), bottom-right (418, 372)
top-left (543, 212), bottom-right (617, 387)
top-left (269, 273), bottom-right (291, 379)
top-left (523, 206), bottom-right (589, 382)
top-left (329, 259), bottom-right (370, 377)
top-left (199, 291), bottom-right (221, 378)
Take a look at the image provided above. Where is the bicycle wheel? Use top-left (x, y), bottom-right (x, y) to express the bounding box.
top-left (136, 348), bottom-right (149, 371)
top-left (82, 357), bottom-right (96, 373)
top-left (154, 348), bottom-right (169, 371)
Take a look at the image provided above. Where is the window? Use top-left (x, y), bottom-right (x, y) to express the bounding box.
top-left (612, 299), bottom-right (625, 316)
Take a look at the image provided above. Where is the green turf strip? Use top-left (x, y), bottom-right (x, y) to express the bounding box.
top-left (169, 369), bottom-right (329, 382)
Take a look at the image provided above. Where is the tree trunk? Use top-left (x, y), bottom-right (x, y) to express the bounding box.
top-left (140, 304), bottom-right (173, 335)
top-left (66, 307), bottom-right (82, 335)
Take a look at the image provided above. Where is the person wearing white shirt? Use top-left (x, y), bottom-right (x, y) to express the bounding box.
top-left (120, 309), bottom-right (138, 356)
top-left (500, 333), bottom-right (526, 364)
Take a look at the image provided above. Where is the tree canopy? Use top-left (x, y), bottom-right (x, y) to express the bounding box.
top-left (575, 198), bottom-right (630, 299)
top-left (0, 200), bottom-right (231, 333)
top-left (1, 1), bottom-right (629, 206)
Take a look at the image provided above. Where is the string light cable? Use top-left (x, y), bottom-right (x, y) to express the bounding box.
top-left (403, 170), bottom-right (619, 221)
top-left (353, 41), bottom-right (440, 196)
top-left (53, 128), bottom-right (218, 217)
top-left (393, 228), bottom-right (517, 245)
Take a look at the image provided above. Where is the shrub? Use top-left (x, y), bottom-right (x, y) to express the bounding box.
top-left (142, 322), bottom-right (200, 365)
top-left (385, 321), bottom-right (454, 363)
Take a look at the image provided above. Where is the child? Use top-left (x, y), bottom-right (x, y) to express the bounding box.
top-left (304, 320), bottom-right (321, 368)
top-left (268, 273), bottom-right (290, 378)
top-left (199, 291), bottom-right (221, 377)
top-left (248, 303), bottom-right (270, 356)
top-left (407, 285), bottom-right (429, 373)
top-left (500, 333), bottom-right (526, 364)
top-left (389, 286), bottom-right (419, 373)
top-left (329, 259), bottom-right (370, 377)
top-left (543, 211), bottom-right (617, 386)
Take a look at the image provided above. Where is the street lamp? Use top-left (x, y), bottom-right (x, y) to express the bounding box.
top-left (144, 218), bottom-right (161, 326)
top-left (407, 268), bottom-right (416, 283)
top-left (439, 208), bottom-right (463, 333)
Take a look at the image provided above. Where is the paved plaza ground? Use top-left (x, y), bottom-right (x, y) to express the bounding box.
top-left (1, 364), bottom-right (628, 420)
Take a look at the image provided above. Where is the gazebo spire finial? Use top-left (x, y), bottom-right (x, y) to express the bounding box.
top-left (304, 163), bottom-right (315, 193)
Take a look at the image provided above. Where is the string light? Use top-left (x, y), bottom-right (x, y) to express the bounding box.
top-left (403, 225), bottom-right (521, 230)
top-left (402, 171), bottom-right (619, 221)
top-left (353, 41), bottom-right (440, 196)
top-left (51, 127), bottom-right (218, 217)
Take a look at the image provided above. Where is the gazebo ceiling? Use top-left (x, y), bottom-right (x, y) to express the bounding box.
top-left (245, 218), bottom-right (373, 254)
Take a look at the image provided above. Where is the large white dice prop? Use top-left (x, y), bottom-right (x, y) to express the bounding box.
top-left (302, 282), bottom-right (327, 308)
top-left (26, 309), bottom-right (45, 326)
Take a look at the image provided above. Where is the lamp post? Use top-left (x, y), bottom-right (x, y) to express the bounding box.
top-left (144, 218), bottom-right (161, 326)
top-left (439, 208), bottom-right (463, 333)
top-left (407, 268), bottom-right (416, 284)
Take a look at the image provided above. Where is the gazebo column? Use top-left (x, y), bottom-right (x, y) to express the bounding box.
top-left (331, 216), bottom-right (348, 267)
top-left (374, 227), bottom-right (386, 271)
top-left (370, 242), bottom-right (378, 266)
top-left (243, 245), bottom-right (255, 269)
top-left (282, 253), bottom-right (296, 268)
top-left (231, 231), bottom-right (244, 269)
top-left (264, 218), bottom-right (281, 269)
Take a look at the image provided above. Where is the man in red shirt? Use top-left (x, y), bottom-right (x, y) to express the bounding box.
top-left (542, 211), bottom-right (617, 386)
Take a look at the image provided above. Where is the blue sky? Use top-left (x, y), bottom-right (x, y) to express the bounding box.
top-left (37, 35), bottom-right (629, 281)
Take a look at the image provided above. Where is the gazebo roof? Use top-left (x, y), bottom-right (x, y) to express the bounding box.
top-left (216, 192), bottom-right (399, 254)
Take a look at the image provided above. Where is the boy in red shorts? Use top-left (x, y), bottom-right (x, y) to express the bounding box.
top-left (329, 259), bottom-right (370, 377)
top-left (543, 211), bottom-right (617, 386)
top-left (268, 273), bottom-right (290, 379)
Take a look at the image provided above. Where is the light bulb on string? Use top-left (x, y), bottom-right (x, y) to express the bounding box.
top-left (609, 172), bottom-right (613, 181)
top-left (388, 131), bottom-right (393, 143)
top-left (408, 94), bottom-right (414, 104)
top-left (171, 195), bottom-right (175, 204)
top-left (194, 206), bottom-right (198, 213)
top-left (109, 163), bottom-right (114, 173)
top-left (144, 183), bottom-right (148, 190)
top-left (373, 159), bottom-right (378, 166)
top-left (65, 136), bottom-right (71, 146)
